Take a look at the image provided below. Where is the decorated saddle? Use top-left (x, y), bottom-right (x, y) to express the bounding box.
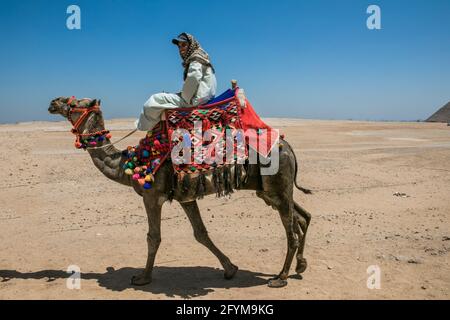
top-left (123, 86), bottom-right (278, 196)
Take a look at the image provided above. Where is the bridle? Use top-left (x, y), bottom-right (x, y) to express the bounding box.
top-left (66, 96), bottom-right (110, 149)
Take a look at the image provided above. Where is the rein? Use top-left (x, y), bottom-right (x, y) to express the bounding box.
top-left (66, 96), bottom-right (137, 150)
top-left (88, 128), bottom-right (138, 150)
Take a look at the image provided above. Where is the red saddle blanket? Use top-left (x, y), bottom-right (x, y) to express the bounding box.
top-left (123, 88), bottom-right (277, 189)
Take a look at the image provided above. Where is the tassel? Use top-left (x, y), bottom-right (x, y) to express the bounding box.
top-left (223, 165), bottom-right (233, 196)
top-left (218, 167), bottom-right (224, 197)
top-left (212, 167), bottom-right (219, 197)
top-left (212, 166), bottom-right (223, 197)
top-left (243, 161), bottom-right (250, 185)
top-left (182, 172), bottom-right (191, 193)
top-left (168, 171), bottom-right (177, 202)
top-left (235, 164), bottom-right (242, 189)
top-left (196, 171), bottom-right (207, 199)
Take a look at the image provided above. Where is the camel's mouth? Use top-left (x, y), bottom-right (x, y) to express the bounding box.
top-left (48, 105), bottom-right (58, 114)
top-left (48, 100), bottom-right (63, 115)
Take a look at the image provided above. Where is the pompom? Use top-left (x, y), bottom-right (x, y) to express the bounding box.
top-left (132, 173), bottom-right (140, 180)
top-left (152, 159), bottom-right (160, 167)
top-left (125, 168), bottom-right (133, 175)
top-left (143, 182), bottom-right (152, 189)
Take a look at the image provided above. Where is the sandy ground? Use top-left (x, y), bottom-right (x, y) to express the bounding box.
top-left (0, 118), bottom-right (449, 300)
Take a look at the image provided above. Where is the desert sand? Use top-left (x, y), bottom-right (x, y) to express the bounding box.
top-left (0, 118), bottom-right (449, 299)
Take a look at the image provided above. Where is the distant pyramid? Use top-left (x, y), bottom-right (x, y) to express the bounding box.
top-left (426, 101), bottom-right (450, 122)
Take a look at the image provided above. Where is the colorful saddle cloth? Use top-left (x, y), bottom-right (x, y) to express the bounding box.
top-left (166, 96), bottom-right (247, 175)
top-left (123, 88), bottom-right (277, 191)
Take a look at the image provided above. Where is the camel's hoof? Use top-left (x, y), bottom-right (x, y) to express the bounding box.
top-left (296, 258), bottom-right (308, 274)
top-left (268, 278), bottom-right (288, 288)
top-left (130, 274), bottom-right (152, 286)
top-left (224, 264), bottom-right (238, 280)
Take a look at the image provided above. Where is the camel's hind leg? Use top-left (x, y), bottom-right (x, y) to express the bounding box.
top-left (267, 198), bottom-right (299, 288)
top-left (293, 201), bottom-right (311, 274)
top-left (180, 201), bottom-right (238, 280)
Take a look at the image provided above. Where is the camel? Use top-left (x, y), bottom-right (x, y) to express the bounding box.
top-left (48, 96), bottom-right (312, 288)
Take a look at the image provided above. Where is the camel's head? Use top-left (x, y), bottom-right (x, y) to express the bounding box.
top-left (48, 96), bottom-right (100, 118)
top-left (48, 97), bottom-right (107, 148)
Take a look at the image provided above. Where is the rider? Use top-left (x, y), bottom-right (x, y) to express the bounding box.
top-left (136, 33), bottom-right (217, 131)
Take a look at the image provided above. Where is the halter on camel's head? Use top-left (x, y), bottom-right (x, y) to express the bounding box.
top-left (48, 96), bottom-right (111, 149)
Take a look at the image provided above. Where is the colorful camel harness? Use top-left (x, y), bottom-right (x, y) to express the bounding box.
top-left (67, 96), bottom-right (111, 149)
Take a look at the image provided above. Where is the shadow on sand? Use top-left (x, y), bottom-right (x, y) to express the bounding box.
top-left (0, 266), bottom-right (280, 298)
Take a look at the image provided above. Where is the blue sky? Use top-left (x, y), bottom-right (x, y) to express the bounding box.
top-left (0, 0), bottom-right (449, 123)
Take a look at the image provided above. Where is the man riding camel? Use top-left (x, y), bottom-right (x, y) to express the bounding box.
top-left (136, 33), bottom-right (217, 131)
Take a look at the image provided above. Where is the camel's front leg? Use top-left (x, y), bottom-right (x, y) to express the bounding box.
top-left (131, 193), bottom-right (164, 286)
top-left (180, 201), bottom-right (238, 280)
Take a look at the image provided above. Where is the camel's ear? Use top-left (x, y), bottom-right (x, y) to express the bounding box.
top-left (88, 99), bottom-right (98, 107)
top-left (98, 99), bottom-right (101, 106)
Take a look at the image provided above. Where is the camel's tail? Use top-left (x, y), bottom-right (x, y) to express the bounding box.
top-left (282, 139), bottom-right (312, 195)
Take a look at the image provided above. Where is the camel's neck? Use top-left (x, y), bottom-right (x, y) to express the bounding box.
top-left (77, 112), bottom-right (132, 187)
top-left (86, 141), bottom-right (132, 187)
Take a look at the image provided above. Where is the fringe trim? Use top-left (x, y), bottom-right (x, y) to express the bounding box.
top-left (171, 163), bottom-right (247, 199)
top-left (212, 166), bottom-right (224, 197)
top-left (196, 171), bottom-right (207, 199)
top-left (234, 163), bottom-right (243, 189)
top-left (181, 172), bottom-right (190, 193)
top-left (168, 171), bottom-right (177, 202)
top-left (223, 165), bottom-right (233, 196)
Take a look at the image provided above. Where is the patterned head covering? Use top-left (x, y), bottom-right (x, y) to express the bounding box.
top-left (172, 33), bottom-right (215, 80)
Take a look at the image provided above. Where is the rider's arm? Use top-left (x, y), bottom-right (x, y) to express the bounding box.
top-left (181, 61), bottom-right (203, 105)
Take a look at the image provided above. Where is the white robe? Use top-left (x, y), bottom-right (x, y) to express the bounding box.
top-left (136, 61), bottom-right (217, 131)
